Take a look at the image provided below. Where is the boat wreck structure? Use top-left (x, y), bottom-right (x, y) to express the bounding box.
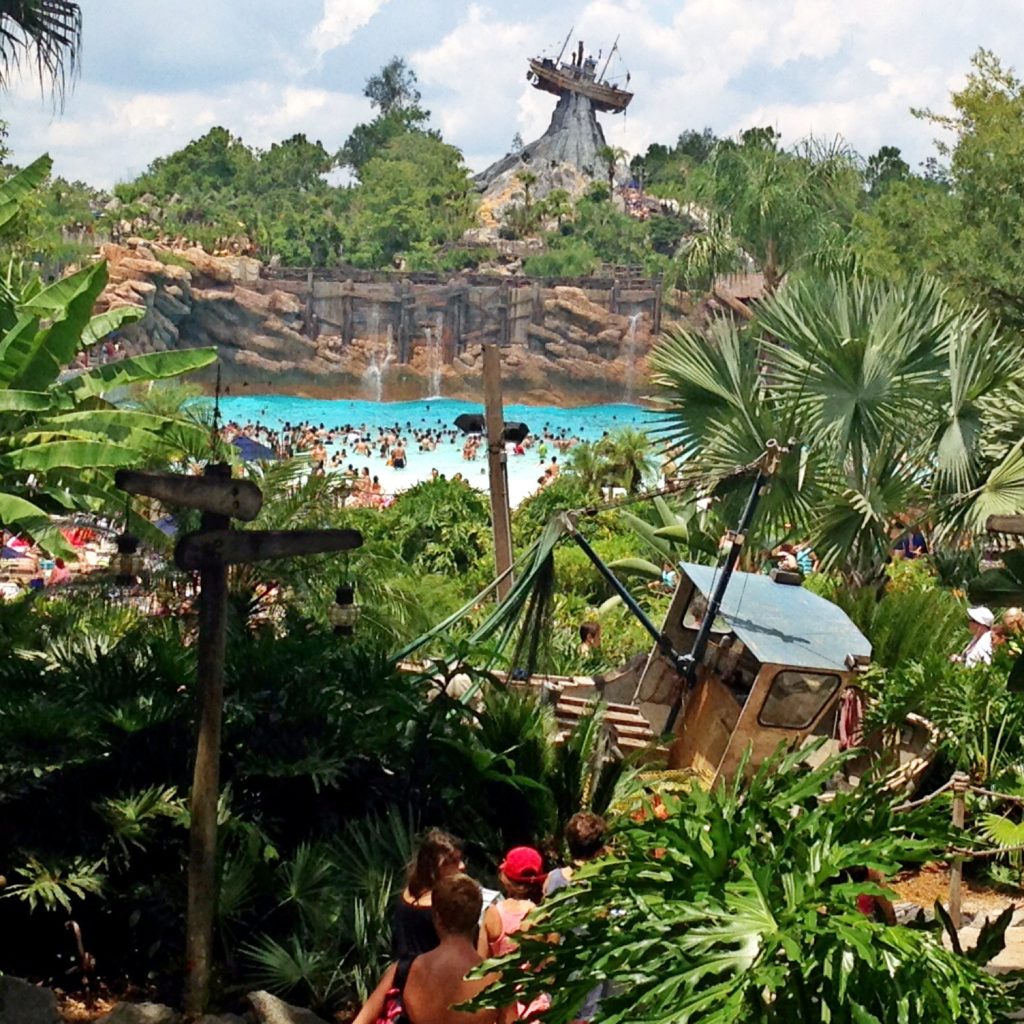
top-left (475, 34), bottom-right (633, 189)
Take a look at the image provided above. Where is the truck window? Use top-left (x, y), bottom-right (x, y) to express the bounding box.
top-left (758, 670), bottom-right (841, 729)
top-left (681, 592), bottom-right (729, 634)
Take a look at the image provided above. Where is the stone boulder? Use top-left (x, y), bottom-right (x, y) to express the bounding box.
top-left (247, 991), bottom-right (329, 1024)
top-left (476, 161), bottom-right (590, 230)
top-left (94, 1002), bottom-right (179, 1024)
top-left (0, 977), bottom-right (60, 1024)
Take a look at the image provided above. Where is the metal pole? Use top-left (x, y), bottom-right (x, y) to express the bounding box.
top-left (568, 526), bottom-right (665, 647)
top-left (949, 771), bottom-right (968, 929)
top-left (184, 465), bottom-right (231, 1016)
top-left (663, 442), bottom-right (784, 734)
top-left (483, 344), bottom-right (514, 601)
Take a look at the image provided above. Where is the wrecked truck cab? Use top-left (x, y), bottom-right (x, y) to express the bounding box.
top-left (633, 562), bottom-right (872, 784)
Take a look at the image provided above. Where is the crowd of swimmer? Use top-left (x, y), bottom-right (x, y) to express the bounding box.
top-left (221, 416), bottom-right (583, 502)
top-left (352, 814), bottom-right (607, 1024)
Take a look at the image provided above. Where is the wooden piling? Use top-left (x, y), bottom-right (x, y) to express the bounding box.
top-left (949, 771), bottom-right (968, 929)
top-left (183, 465), bottom-right (232, 1017)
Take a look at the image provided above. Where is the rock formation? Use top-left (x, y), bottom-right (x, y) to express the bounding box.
top-left (94, 241), bottom-right (670, 406)
top-left (476, 92), bottom-right (610, 189)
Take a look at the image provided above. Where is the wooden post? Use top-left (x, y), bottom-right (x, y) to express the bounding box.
top-left (116, 467), bottom-right (362, 1017)
top-left (305, 270), bottom-right (314, 335)
top-left (498, 280), bottom-right (511, 347)
top-left (653, 273), bottom-right (664, 335)
top-left (531, 281), bottom-right (543, 325)
top-left (483, 344), bottom-right (513, 601)
top-left (183, 464), bottom-right (232, 1017)
top-left (609, 278), bottom-right (619, 314)
top-left (341, 280), bottom-right (354, 348)
top-left (949, 771), bottom-right (968, 929)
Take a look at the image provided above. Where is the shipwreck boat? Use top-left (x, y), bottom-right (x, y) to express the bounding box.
top-left (527, 34), bottom-right (633, 115)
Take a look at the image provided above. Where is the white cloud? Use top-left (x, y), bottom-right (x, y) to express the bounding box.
top-left (310, 0), bottom-right (390, 58)
top-left (5, 80), bottom-right (367, 187)
top-left (412, 3), bottom-right (548, 169)
top-left (7, 0), bottom-right (1024, 187)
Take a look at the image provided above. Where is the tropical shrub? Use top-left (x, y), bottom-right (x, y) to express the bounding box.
top-left (476, 745), bottom-right (1018, 1023)
top-left (0, 155), bottom-right (217, 553)
top-left (651, 271), bottom-right (1024, 579)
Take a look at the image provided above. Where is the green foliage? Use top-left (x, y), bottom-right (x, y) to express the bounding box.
top-left (651, 271), bottom-right (1024, 578)
top-left (861, 654), bottom-right (1024, 785)
top-left (386, 475), bottom-right (490, 576)
top-left (343, 132), bottom-right (474, 268)
top-left (690, 134), bottom-right (864, 290)
top-left (115, 128), bottom-right (349, 265)
top-left (855, 49), bottom-right (1024, 333)
top-left (3, 855), bottom-right (104, 913)
top-left (0, 0), bottom-right (82, 107)
top-left (476, 744), bottom-right (1014, 1023)
top-left (831, 568), bottom-right (967, 668)
top-left (631, 127), bottom-right (720, 188)
top-left (0, 158), bottom-right (217, 551)
top-left (865, 145), bottom-right (911, 197)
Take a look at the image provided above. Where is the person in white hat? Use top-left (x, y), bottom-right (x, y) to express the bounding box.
top-left (953, 606), bottom-right (995, 666)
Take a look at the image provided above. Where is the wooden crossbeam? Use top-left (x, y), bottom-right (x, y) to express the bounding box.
top-left (115, 469), bottom-right (263, 522)
top-left (987, 514), bottom-right (1024, 535)
top-left (175, 528), bottom-right (363, 570)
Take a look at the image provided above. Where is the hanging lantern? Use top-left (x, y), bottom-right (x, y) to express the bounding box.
top-left (329, 582), bottom-right (361, 636)
top-left (115, 531), bottom-right (142, 586)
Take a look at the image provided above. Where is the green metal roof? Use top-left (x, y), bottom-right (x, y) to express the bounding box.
top-left (680, 562), bottom-right (872, 673)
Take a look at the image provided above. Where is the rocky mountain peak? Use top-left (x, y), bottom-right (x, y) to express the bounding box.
top-left (476, 91), bottom-right (610, 190)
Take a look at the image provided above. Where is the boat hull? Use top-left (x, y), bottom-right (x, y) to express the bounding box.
top-left (529, 58), bottom-right (633, 114)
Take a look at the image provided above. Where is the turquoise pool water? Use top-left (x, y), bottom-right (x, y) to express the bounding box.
top-left (218, 396), bottom-right (664, 505)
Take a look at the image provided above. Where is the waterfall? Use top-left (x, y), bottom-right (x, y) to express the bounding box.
top-left (624, 313), bottom-right (641, 403)
top-left (362, 313), bottom-right (394, 403)
top-left (425, 313), bottom-right (443, 398)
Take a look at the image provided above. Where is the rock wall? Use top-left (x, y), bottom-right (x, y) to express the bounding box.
top-left (96, 241), bottom-right (670, 406)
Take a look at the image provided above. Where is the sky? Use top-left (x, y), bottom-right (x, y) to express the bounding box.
top-left (0, 0), bottom-right (1021, 189)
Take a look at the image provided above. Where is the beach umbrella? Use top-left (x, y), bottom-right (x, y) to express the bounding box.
top-left (1, 544), bottom-right (30, 559)
top-left (454, 413), bottom-right (485, 435)
top-left (1, 536), bottom-right (31, 559)
top-left (503, 422), bottom-right (531, 444)
top-left (232, 435), bottom-right (276, 461)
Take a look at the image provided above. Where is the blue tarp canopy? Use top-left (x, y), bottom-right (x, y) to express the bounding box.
top-left (154, 516), bottom-right (177, 537)
top-left (680, 561), bottom-right (872, 673)
top-left (232, 435), bottom-right (276, 461)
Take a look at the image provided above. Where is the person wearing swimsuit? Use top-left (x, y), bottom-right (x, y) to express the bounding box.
top-left (354, 874), bottom-right (506, 1024)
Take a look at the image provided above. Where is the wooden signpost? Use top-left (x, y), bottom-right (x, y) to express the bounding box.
top-left (114, 464), bottom-right (363, 1016)
top-left (987, 514), bottom-right (1024, 535)
top-left (482, 344), bottom-right (514, 601)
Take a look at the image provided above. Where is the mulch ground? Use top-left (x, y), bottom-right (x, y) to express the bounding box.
top-left (891, 863), bottom-right (1024, 912)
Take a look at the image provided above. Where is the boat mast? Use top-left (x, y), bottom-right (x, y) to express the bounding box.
top-left (555, 26), bottom-right (573, 65)
top-left (598, 36), bottom-right (618, 82)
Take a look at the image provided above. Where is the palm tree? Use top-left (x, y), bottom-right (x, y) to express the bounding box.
top-left (651, 271), bottom-right (1024, 578)
top-left (697, 135), bottom-right (861, 292)
top-left (597, 145), bottom-right (629, 197)
top-left (516, 170), bottom-right (537, 213)
top-left (598, 427), bottom-right (657, 494)
top-left (0, 1), bottom-right (82, 106)
top-left (565, 441), bottom-right (608, 494)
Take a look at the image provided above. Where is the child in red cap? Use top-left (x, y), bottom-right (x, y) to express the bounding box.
top-left (479, 846), bottom-right (550, 1018)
